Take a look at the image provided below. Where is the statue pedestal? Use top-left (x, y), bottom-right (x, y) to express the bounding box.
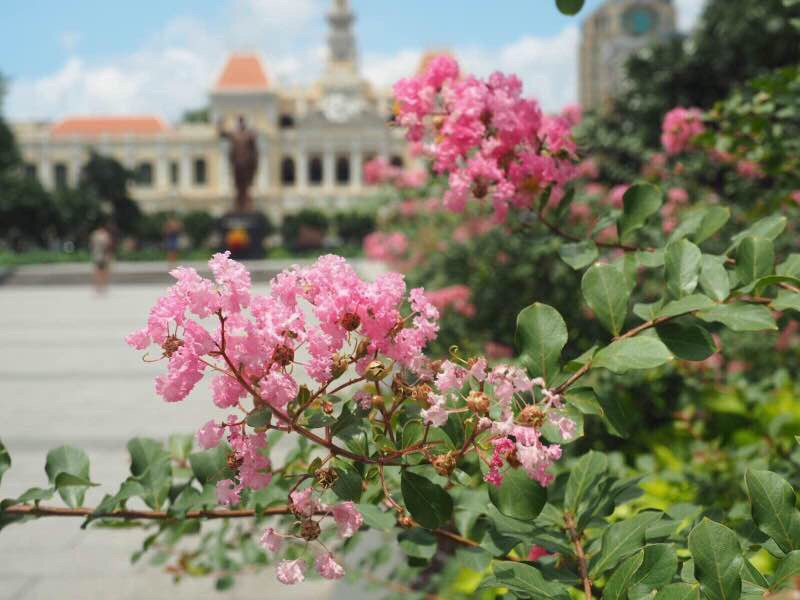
top-left (218, 210), bottom-right (269, 260)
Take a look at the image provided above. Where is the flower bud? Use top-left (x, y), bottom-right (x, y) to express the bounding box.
top-left (331, 354), bottom-right (349, 379)
top-left (355, 338), bottom-right (371, 359)
top-left (322, 399), bottom-right (334, 414)
top-left (466, 390), bottom-right (491, 415)
top-left (364, 360), bottom-right (388, 382)
top-left (397, 514), bottom-right (414, 528)
top-left (370, 394), bottom-right (384, 409)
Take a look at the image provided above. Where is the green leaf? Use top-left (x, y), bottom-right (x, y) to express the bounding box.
top-left (745, 470), bottom-right (800, 553)
top-left (618, 183), bottom-right (663, 241)
top-left (565, 451), bottom-right (608, 514)
top-left (753, 275), bottom-right (800, 295)
top-left (590, 511), bottom-right (663, 576)
top-left (772, 290), bottom-right (800, 312)
top-left (776, 253), bottom-right (800, 278)
top-left (560, 240), bottom-right (598, 270)
top-left (728, 214), bottom-right (786, 253)
top-left (45, 446), bottom-right (92, 508)
top-left (688, 518), bottom-right (743, 600)
top-left (735, 237), bottom-right (774, 286)
top-left (215, 575), bottom-right (234, 591)
top-left (597, 393), bottom-right (630, 438)
top-left (356, 503), bottom-right (395, 531)
top-left (126, 438), bottom-right (171, 510)
top-left (0, 440), bottom-right (9, 485)
top-left (189, 445), bottom-right (232, 485)
top-left (593, 337), bottom-right (674, 374)
top-left (638, 249), bottom-right (665, 268)
top-left (401, 470), bottom-right (453, 529)
top-left (665, 239), bottom-right (702, 298)
top-left (692, 206), bottom-right (731, 244)
top-left (699, 256), bottom-right (731, 301)
top-left (489, 467), bottom-right (547, 521)
top-left (771, 550), bottom-right (800, 590)
top-left (398, 529), bottom-right (437, 560)
top-left (516, 303), bottom-right (568, 383)
top-left (697, 303), bottom-right (777, 332)
top-left (582, 263), bottom-right (629, 335)
top-left (246, 406), bottom-right (272, 429)
top-left (654, 583), bottom-right (700, 600)
top-left (604, 550), bottom-right (645, 600)
top-left (656, 322), bottom-right (718, 361)
top-left (629, 544), bottom-right (679, 589)
top-left (658, 294), bottom-right (716, 318)
top-left (492, 561), bottom-right (571, 599)
top-left (555, 0), bottom-right (585, 16)
top-left (332, 462), bottom-right (362, 502)
top-left (454, 547), bottom-right (492, 572)
top-left (127, 438), bottom-right (168, 477)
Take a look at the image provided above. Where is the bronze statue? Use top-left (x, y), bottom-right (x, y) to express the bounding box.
top-left (218, 115), bottom-right (258, 212)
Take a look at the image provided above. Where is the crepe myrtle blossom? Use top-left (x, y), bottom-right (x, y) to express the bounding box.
top-left (129, 252), bottom-right (573, 585)
top-left (661, 107), bottom-right (705, 155)
top-left (393, 55), bottom-right (578, 222)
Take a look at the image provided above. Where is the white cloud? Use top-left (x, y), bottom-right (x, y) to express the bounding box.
top-left (363, 27), bottom-right (579, 113)
top-left (7, 0), bottom-right (325, 121)
top-left (6, 0), bottom-right (707, 121)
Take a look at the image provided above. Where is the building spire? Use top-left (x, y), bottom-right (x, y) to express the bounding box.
top-left (327, 0), bottom-right (357, 67)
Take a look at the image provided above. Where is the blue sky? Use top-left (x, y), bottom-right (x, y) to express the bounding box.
top-left (0, 0), bottom-right (704, 121)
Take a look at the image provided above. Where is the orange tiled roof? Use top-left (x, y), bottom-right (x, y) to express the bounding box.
top-left (51, 116), bottom-right (169, 136)
top-left (215, 53), bottom-right (269, 91)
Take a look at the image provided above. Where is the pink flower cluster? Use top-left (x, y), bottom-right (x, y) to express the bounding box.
top-left (420, 359), bottom-right (573, 488)
top-left (362, 231), bottom-right (409, 262)
top-left (424, 285), bottom-right (476, 317)
top-left (362, 156), bottom-right (428, 189)
top-left (661, 107), bottom-right (705, 155)
top-left (260, 491), bottom-right (363, 584)
top-left (393, 55), bottom-right (578, 222)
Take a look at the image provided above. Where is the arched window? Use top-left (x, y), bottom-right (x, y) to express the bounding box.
top-left (390, 155), bottom-right (404, 168)
top-left (308, 155), bottom-right (323, 186)
top-left (281, 156), bottom-right (296, 186)
top-left (135, 161), bottom-right (153, 186)
top-left (335, 155), bottom-right (350, 185)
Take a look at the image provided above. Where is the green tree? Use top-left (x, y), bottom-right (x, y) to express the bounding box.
top-left (80, 151), bottom-right (142, 235)
top-left (0, 73), bottom-right (21, 173)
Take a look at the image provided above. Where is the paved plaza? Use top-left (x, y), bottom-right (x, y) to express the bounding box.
top-left (0, 269), bottom-right (381, 599)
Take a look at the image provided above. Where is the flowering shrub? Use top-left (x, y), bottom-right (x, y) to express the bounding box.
top-left (3, 5), bottom-right (800, 598)
top-left (393, 55), bottom-right (578, 222)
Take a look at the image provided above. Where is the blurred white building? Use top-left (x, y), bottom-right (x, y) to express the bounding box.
top-left (12, 0), bottom-right (409, 221)
top-left (579, 0), bottom-right (677, 111)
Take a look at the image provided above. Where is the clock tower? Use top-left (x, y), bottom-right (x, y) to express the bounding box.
top-left (579, 0), bottom-right (677, 111)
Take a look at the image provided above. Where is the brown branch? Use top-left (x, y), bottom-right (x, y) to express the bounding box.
top-left (535, 210), bottom-right (642, 252)
top-left (564, 512), bottom-right (593, 598)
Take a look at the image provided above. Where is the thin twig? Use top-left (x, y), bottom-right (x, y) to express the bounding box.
top-left (564, 512), bottom-right (593, 598)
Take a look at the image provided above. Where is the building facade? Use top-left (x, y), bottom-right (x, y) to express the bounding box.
top-left (579, 0), bottom-right (676, 111)
top-left (12, 0), bottom-right (408, 221)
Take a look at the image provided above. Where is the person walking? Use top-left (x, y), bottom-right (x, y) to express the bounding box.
top-left (89, 223), bottom-right (113, 294)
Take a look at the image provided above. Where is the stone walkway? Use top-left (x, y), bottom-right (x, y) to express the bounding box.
top-left (0, 282), bottom-right (378, 599)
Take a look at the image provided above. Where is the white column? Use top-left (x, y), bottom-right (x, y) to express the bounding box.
top-left (257, 134), bottom-right (269, 191)
top-left (323, 145), bottom-right (335, 190)
top-left (350, 141), bottom-right (362, 190)
top-left (218, 139), bottom-right (230, 196)
top-left (69, 144), bottom-right (82, 187)
top-left (295, 144), bottom-right (308, 191)
top-left (180, 144), bottom-right (191, 192)
top-left (155, 143), bottom-right (169, 191)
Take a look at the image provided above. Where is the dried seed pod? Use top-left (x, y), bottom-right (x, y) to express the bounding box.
top-left (331, 353), bottom-right (349, 379)
top-left (271, 344), bottom-right (295, 367)
top-left (162, 335), bottom-right (183, 358)
top-left (431, 452), bottom-right (457, 477)
top-left (315, 468), bottom-right (339, 489)
top-left (518, 404), bottom-right (546, 428)
top-left (299, 519), bottom-right (321, 541)
top-left (466, 390), bottom-right (491, 415)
